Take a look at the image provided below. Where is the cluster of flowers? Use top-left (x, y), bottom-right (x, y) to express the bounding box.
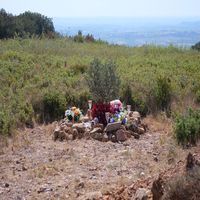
top-left (65, 107), bottom-right (82, 122)
top-left (107, 111), bottom-right (128, 124)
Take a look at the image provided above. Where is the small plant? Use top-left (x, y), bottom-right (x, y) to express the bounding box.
top-left (43, 91), bottom-right (66, 122)
top-left (149, 76), bottom-right (172, 114)
top-left (174, 108), bottom-right (200, 146)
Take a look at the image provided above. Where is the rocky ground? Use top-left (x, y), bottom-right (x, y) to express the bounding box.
top-left (0, 116), bottom-right (199, 200)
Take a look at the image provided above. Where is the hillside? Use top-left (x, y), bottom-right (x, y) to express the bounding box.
top-left (1, 38), bottom-right (200, 135)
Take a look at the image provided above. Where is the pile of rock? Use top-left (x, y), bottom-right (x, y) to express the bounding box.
top-left (53, 111), bottom-right (147, 143)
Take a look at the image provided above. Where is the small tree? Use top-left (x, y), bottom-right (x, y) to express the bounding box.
top-left (192, 41), bottom-right (200, 51)
top-left (87, 58), bottom-right (120, 102)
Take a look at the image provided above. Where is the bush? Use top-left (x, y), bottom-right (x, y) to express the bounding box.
top-left (0, 111), bottom-right (12, 135)
top-left (192, 41), bottom-right (200, 51)
top-left (174, 108), bottom-right (200, 146)
top-left (43, 91), bottom-right (66, 122)
top-left (195, 89), bottom-right (200, 103)
top-left (121, 84), bottom-right (134, 105)
top-left (86, 58), bottom-right (120, 102)
top-left (149, 76), bottom-right (172, 114)
top-left (121, 84), bottom-right (148, 116)
top-left (133, 97), bottom-right (148, 116)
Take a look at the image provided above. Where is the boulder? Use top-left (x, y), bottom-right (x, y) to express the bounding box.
top-left (80, 116), bottom-right (90, 123)
top-left (72, 128), bottom-right (79, 140)
top-left (90, 127), bottom-right (102, 134)
top-left (54, 129), bottom-right (67, 141)
top-left (126, 122), bottom-right (138, 132)
top-left (65, 122), bottom-right (73, 127)
top-left (90, 127), bottom-right (103, 141)
top-left (93, 123), bottom-right (104, 131)
top-left (115, 129), bottom-right (128, 142)
top-left (72, 123), bottom-right (85, 133)
top-left (120, 125), bottom-right (126, 131)
top-left (132, 111), bottom-right (141, 119)
top-left (91, 132), bottom-right (104, 141)
top-left (128, 130), bottom-right (140, 139)
top-left (53, 127), bottom-right (60, 141)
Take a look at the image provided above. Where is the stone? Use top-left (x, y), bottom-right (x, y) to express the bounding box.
top-left (64, 126), bottom-right (72, 134)
top-left (53, 128), bottom-right (60, 141)
top-left (186, 152), bottom-right (195, 170)
top-left (105, 122), bottom-right (121, 132)
top-left (129, 131), bottom-right (140, 139)
top-left (66, 122), bottom-right (73, 127)
top-left (90, 127), bottom-right (104, 140)
top-left (91, 132), bottom-right (103, 141)
top-left (93, 123), bottom-right (104, 131)
top-left (80, 116), bottom-right (90, 123)
top-left (111, 134), bottom-right (117, 143)
top-left (137, 127), bottom-right (145, 135)
top-left (151, 176), bottom-right (164, 200)
top-left (80, 191), bottom-right (102, 200)
top-left (67, 134), bottom-right (73, 140)
top-left (127, 122), bottom-right (138, 132)
top-left (72, 123), bottom-right (85, 133)
top-left (58, 131), bottom-right (67, 141)
top-left (125, 131), bottom-right (132, 138)
top-left (132, 111), bottom-right (141, 119)
top-left (72, 128), bottom-right (79, 140)
top-left (53, 128), bottom-right (67, 141)
top-left (115, 129), bottom-right (128, 142)
top-left (120, 125), bottom-right (126, 131)
top-left (133, 188), bottom-right (149, 200)
top-left (102, 133), bottom-right (109, 142)
top-left (90, 127), bottom-right (102, 134)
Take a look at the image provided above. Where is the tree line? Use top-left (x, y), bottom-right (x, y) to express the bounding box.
top-left (0, 9), bottom-right (55, 39)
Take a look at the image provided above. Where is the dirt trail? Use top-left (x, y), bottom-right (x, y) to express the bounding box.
top-left (0, 118), bottom-right (197, 200)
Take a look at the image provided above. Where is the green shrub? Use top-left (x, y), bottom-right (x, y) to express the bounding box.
top-left (87, 58), bottom-right (120, 102)
top-left (195, 90), bottom-right (200, 103)
top-left (43, 91), bottom-right (66, 122)
top-left (121, 84), bottom-right (134, 105)
top-left (192, 41), bottom-right (200, 51)
top-left (121, 84), bottom-right (148, 116)
top-left (174, 108), bottom-right (200, 146)
top-left (149, 76), bottom-right (172, 114)
top-left (133, 97), bottom-right (148, 116)
top-left (0, 111), bottom-right (12, 135)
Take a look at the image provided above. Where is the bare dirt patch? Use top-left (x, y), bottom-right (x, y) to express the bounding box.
top-left (0, 117), bottom-right (199, 200)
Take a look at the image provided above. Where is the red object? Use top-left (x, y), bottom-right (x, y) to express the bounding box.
top-left (92, 103), bottom-right (110, 125)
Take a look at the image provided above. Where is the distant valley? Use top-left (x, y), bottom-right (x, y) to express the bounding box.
top-left (53, 17), bottom-right (200, 46)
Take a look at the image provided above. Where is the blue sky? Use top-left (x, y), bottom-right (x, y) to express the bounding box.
top-left (1, 0), bottom-right (200, 18)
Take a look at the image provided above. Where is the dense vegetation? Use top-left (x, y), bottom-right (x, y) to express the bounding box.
top-left (0, 9), bottom-right (55, 39)
top-left (174, 108), bottom-right (200, 146)
top-left (1, 37), bottom-right (200, 135)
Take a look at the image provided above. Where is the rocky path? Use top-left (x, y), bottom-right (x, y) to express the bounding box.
top-left (0, 119), bottom-right (195, 200)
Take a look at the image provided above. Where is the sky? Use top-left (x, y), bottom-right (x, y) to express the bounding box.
top-left (1, 0), bottom-right (200, 18)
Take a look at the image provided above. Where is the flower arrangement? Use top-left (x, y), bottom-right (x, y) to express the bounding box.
top-left (108, 111), bottom-right (128, 124)
top-left (65, 107), bottom-right (82, 122)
